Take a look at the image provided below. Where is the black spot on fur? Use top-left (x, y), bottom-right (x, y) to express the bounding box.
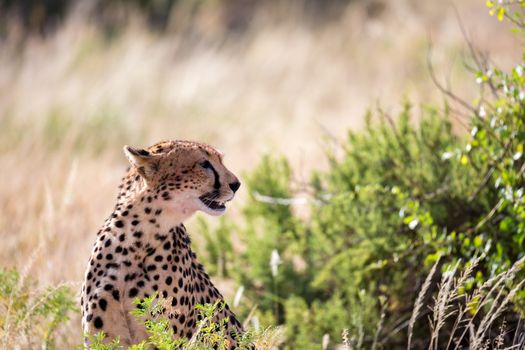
top-left (94, 316), bottom-right (103, 329)
top-left (99, 298), bottom-right (107, 311)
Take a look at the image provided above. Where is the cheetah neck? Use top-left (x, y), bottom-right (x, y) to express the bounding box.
top-left (114, 174), bottom-right (200, 228)
top-left (102, 197), bottom-right (195, 262)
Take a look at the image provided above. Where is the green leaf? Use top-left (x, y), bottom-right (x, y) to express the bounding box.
top-left (497, 7), bottom-right (505, 21)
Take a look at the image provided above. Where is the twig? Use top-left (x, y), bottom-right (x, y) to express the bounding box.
top-left (252, 191), bottom-right (313, 206)
top-left (242, 304), bottom-right (258, 330)
top-left (452, 4), bottom-right (500, 100)
top-left (426, 36), bottom-right (476, 114)
top-left (468, 139), bottom-right (513, 202)
top-left (468, 161), bottom-right (525, 233)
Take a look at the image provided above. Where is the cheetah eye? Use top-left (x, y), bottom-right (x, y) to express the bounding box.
top-left (200, 160), bottom-right (212, 169)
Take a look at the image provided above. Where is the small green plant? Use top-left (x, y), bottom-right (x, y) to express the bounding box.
top-left (86, 294), bottom-right (277, 350)
top-left (0, 268), bottom-right (78, 349)
top-left (84, 333), bottom-right (124, 350)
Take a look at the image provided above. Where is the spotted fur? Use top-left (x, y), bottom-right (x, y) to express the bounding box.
top-left (81, 140), bottom-right (244, 347)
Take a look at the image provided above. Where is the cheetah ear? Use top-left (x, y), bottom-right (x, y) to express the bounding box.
top-left (123, 145), bottom-right (159, 179)
top-left (123, 145), bottom-right (152, 165)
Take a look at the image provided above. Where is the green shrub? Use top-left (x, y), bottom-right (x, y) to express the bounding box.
top-left (199, 4), bottom-right (525, 348)
top-left (0, 268), bottom-right (78, 349)
top-left (229, 107), bottom-right (473, 349)
top-left (86, 294), bottom-right (279, 349)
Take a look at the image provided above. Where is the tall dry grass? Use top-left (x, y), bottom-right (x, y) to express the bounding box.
top-left (0, 0), bottom-right (522, 346)
top-left (405, 256), bottom-right (525, 350)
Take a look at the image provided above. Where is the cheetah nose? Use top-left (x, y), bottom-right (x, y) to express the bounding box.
top-left (229, 181), bottom-right (241, 193)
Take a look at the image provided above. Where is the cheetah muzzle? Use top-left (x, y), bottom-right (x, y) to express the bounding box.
top-left (80, 140), bottom-right (246, 348)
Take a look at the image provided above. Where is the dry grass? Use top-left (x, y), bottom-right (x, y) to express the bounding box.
top-left (0, 0), bottom-right (522, 347)
top-left (406, 256), bottom-right (525, 350)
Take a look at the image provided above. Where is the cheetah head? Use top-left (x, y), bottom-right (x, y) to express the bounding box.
top-left (123, 140), bottom-right (240, 221)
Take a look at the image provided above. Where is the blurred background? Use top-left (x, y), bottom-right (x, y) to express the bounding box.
top-left (0, 0), bottom-right (523, 348)
top-left (0, 0), bottom-right (520, 173)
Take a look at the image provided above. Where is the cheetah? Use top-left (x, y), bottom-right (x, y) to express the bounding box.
top-left (81, 140), bottom-right (245, 347)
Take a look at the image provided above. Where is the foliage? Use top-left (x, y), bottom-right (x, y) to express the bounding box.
top-left (199, 9), bottom-right (525, 349)
top-left (0, 268), bottom-right (78, 349)
top-left (222, 108), bottom-right (475, 349)
top-left (197, 217), bottom-right (235, 278)
top-left (86, 294), bottom-right (273, 349)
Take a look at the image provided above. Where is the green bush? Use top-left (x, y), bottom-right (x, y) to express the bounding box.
top-left (0, 268), bottom-right (78, 349)
top-left (199, 4), bottom-right (525, 349)
top-left (224, 107), bottom-right (474, 349)
top-left (86, 294), bottom-right (277, 350)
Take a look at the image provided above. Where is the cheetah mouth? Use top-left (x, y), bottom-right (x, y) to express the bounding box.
top-left (199, 194), bottom-right (226, 212)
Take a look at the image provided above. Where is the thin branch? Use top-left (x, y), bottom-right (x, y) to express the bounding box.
top-left (452, 4), bottom-right (500, 99)
top-left (468, 161), bottom-right (525, 233)
top-left (426, 36), bottom-right (476, 114)
top-left (468, 139), bottom-right (514, 202)
top-left (252, 191), bottom-right (315, 206)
